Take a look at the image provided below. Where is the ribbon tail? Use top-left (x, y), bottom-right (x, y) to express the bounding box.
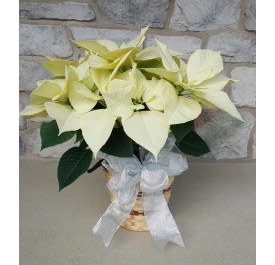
top-left (143, 192), bottom-right (184, 249)
top-left (92, 199), bottom-right (135, 247)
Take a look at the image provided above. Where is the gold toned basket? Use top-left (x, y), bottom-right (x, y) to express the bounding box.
top-left (103, 168), bottom-right (174, 232)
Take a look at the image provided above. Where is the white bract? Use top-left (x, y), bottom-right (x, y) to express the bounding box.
top-left (21, 27), bottom-right (242, 159)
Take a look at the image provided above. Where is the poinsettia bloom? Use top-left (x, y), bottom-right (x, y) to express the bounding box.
top-left (21, 27), bottom-right (242, 160)
top-left (136, 41), bottom-right (242, 121)
top-left (178, 49), bottom-right (243, 121)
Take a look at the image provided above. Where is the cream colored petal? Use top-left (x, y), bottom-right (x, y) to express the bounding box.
top-left (190, 93), bottom-right (216, 109)
top-left (52, 79), bottom-right (66, 88)
top-left (143, 78), bottom-right (178, 111)
top-left (187, 49), bottom-right (223, 85)
top-left (31, 80), bottom-right (63, 100)
top-left (91, 68), bottom-right (112, 93)
top-left (202, 91), bottom-right (243, 121)
top-left (108, 104), bottom-right (134, 119)
top-left (42, 57), bottom-right (78, 76)
top-left (165, 96), bottom-right (202, 125)
top-left (20, 104), bottom-right (46, 118)
top-left (75, 62), bottom-right (90, 80)
top-left (44, 102), bottom-right (72, 132)
top-left (156, 40), bottom-right (179, 72)
top-left (115, 70), bottom-right (130, 80)
top-left (82, 75), bottom-right (95, 91)
top-left (30, 94), bottom-right (50, 105)
top-left (97, 40), bottom-right (118, 51)
top-left (90, 51), bottom-right (132, 85)
top-left (107, 79), bottom-right (132, 94)
top-left (135, 47), bottom-right (160, 60)
top-left (78, 52), bottom-right (89, 64)
top-left (110, 50), bottom-right (133, 80)
top-left (80, 109), bottom-right (117, 156)
top-left (103, 47), bottom-right (133, 61)
top-left (129, 65), bottom-right (146, 98)
top-left (72, 40), bottom-right (109, 56)
top-left (122, 111), bottom-right (169, 159)
top-left (135, 46), bottom-right (182, 61)
top-left (179, 59), bottom-right (187, 82)
top-left (88, 49), bottom-right (133, 70)
top-left (53, 66), bottom-right (79, 102)
top-left (65, 65), bottom-right (79, 83)
top-left (141, 67), bottom-right (180, 83)
top-left (195, 73), bottom-right (231, 91)
top-left (45, 102), bottom-right (81, 133)
top-left (60, 111), bottom-right (82, 134)
top-left (87, 54), bottom-right (111, 68)
top-left (103, 79), bottom-right (134, 118)
top-left (69, 81), bottom-right (98, 113)
top-left (125, 26), bottom-right (149, 48)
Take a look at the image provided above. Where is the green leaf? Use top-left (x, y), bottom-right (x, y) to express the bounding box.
top-left (137, 59), bottom-right (163, 68)
top-left (176, 130), bottom-right (210, 157)
top-left (87, 159), bottom-right (103, 173)
top-left (79, 139), bottom-right (88, 149)
top-left (58, 147), bottom-right (93, 191)
top-left (100, 127), bottom-right (133, 157)
top-left (40, 120), bottom-right (75, 150)
top-left (75, 130), bottom-right (83, 143)
top-left (171, 121), bottom-right (194, 143)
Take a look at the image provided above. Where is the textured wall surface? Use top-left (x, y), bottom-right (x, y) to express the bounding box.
top-left (19, 0), bottom-right (256, 161)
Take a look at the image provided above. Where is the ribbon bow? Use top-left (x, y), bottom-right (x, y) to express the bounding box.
top-left (92, 136), bottom-right (188, 249)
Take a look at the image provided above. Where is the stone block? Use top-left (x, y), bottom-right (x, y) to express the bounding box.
top-left (20, 1), bottom-right (95, 21)
top-left (230, 67), bottom-right (256, 107)
top-left (70, 27), bottom-right (139, 46)
top-left (170, 0), bottom-right (241, 31)
top-left (206, 32), bottom-right (256, 63)
top-left (93, 0), bottom-right (169, 28)
top-left (196, 111), bottom-right (255, 159)
top-left (20, 24), bottom-right (73, 57)
top-left (244, 0), bottom-right (256, 31)
top-left (19, 57), bottom-right (51, 91)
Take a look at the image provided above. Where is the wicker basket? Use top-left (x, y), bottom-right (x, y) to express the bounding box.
top-left (103, 168), bottom-right (174, 232)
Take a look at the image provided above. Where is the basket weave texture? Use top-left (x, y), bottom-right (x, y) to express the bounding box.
top-left (104, 168), bottom-right (174, 232)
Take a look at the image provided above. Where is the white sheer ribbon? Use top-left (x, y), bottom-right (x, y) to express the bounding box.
top-left (92, 136), bottom-right (188, 249)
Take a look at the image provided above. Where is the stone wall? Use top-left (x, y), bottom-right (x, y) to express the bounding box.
top-left (19, 0), bottom-right (256, 161)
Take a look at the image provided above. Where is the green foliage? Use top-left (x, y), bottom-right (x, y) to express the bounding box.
top-left (58, 146), bottom-right (93, 191)
top-left (75, 130), bottom-right (83, 143)
top-left (176, 130), bottom-right (210, 157)
top-left (100, 127), bottom-right (133, 157)
top-left (40, 120), bottom-right (75, 150)
top-left (137, 59), bottom-right (162, 68)
top-left (171, 121), bottom-right (194, 143)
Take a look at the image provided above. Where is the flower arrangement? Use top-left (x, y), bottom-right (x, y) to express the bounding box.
top-left (21, 26), bottom-right (242, 248)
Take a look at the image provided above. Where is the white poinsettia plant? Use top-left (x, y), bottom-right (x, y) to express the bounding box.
top-left (21, 27), bottom-right (242, 190)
